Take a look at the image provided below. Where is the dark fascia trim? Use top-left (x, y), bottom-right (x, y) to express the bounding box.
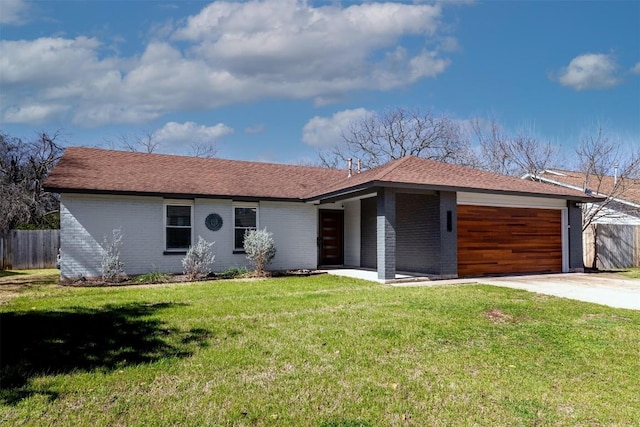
top-left (46, 187), bottom-right (306, 203)
top-left (306, 180), bottom-right (602, 203)
top-left (47, 180), bottom-right (602, 204)
top-left (378, 181), bottom-right (604, 202)
top-left (315, 187), bottom-right (378, 204)
top-left (305, 183), bottom-right (378, 204)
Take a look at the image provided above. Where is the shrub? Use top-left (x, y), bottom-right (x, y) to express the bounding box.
top-left (182, 236), bottom-right (215, 280)
top-left (101, 228), bottom-right (124, 282)
top-left (243, 228), bottom-right (276, 276)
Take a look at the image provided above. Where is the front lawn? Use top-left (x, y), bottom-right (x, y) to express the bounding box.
top-left (1, 275), bottom-right (639, 426)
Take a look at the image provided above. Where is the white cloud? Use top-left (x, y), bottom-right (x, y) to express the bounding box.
top-left (0, 36), bottom-right (124, 124)
top-left (175, 0), bottom-right (447, 99)
top-left (0, 0), bottom-right (460, 127)
top-left (3, 103), bottom-right (70, 123)
top-left (0, 37), bottom-right (113, 86)
top-left (0, 0), bottom-right (30, 24)
top-left (174, 1), bottom-right (440, 43)
top-left (302, 108), bottom-right (372, 147)
top-left (153, 121), bottom-right (234, 147)
top-left (631, 62), bottom-right (640, 74)
top-left (556, 53), bottom-right (620, 90)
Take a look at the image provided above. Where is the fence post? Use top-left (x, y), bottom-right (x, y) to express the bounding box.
top-left (0, 233), bottom-right (5, 269)
top-left (1, 232), bottom-right (13, 270)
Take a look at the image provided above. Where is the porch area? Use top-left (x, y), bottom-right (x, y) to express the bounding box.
top-left (318, 188), bottom-right (458, 283)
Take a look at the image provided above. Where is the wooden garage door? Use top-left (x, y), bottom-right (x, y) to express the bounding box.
top-left (457, 205), bottom-right (562, 277)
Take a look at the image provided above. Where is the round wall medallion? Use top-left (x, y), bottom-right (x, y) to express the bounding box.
top-left (205, 213), bottom-right (223, 231)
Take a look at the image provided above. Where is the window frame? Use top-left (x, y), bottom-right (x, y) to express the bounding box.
top-left (163, 200), bottom-right (194, 254)
top-left (232, 202), bottom-right (259, 252)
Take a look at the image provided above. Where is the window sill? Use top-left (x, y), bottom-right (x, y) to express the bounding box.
top-left (163, 251), bottom-right (187, 255)
top-left (232, 250), bottom-right (246, 255)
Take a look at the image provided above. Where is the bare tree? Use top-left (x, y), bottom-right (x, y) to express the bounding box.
top-left (108, 130), bottom-right (162, 154)
top-left (0, 130), bottom-right (64, 232)
top-left (189, 140), bottom-right (218, 159)
top-left (319, 107), bottom-right (477, 170)
top-left (473, 118), bottom-right (559, 177)
top-left (574, 125), bottom-right (640, 268)
top-left (106, 131), bottom-right (218, 158)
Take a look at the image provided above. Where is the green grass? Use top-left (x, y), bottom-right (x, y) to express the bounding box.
top-left (618, 267), bottom-right (640, 279)
top-left (1, 275), bottom-right (639, 426)
top-left (0, 268), bottom-right (59, 278)
top-left (0, 269), bottom-right (60, 305)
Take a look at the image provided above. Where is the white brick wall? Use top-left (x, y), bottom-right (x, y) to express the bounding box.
top-left (60, 194), bottom-right (177, 279)
top-left (60, 194), bottom-right (320, 279)
top-left (194, 198), bottom-right (253, 270)
top-left (258, 201), bottom-right (318, 270)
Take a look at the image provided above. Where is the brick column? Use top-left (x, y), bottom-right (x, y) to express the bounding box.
top-left (439, 191), bottom-right (458, 278)
top-left (377, 188), bottom-right (396, 281)
top-left (567, 201), bottom-right (584, 272)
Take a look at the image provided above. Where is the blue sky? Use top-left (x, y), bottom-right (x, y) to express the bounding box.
top-left (1, 0), bottom-right (638, 165)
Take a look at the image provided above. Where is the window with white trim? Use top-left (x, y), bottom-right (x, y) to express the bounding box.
top-left (165, 202), bottom-right (193, 251)
top-left (233, 204), bottom-right (258, 251)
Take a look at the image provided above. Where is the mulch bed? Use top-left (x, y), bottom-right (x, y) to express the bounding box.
top-left (65, 269), bottom-right (326, 287)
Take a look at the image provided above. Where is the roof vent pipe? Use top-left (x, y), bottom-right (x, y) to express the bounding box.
top-left (614, 164), bottom-right (619, 186)
top-left (357, 159), bottom-right (361, 174)
top-left (348, 158), bottom-right (352, 178)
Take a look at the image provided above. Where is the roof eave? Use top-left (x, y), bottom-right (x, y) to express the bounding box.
top-left (306, 180), bottom-right (601, 203)
top-left (527, 175), bottom-right (626, 204)
top-left (44, 187), bottom-right (306, 203)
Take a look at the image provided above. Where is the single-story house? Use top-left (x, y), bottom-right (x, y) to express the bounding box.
top-left (44, 147), bottom-right (597, 282)
top-left (525, 169), bottom-right (640, 268)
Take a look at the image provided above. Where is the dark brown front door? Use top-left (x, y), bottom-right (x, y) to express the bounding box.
top-left (319, 210), bottom-right (344, 265)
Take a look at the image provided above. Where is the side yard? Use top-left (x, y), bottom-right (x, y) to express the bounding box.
top-left (0, 269), bottom-right (60, 304)
top-left (1, 272), bottom-right (639, 426)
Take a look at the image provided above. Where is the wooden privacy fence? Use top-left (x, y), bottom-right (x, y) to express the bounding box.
top-left (583, 224), bottom-right (640, 269)
top-left (0, 230), bottom-right (60, 270)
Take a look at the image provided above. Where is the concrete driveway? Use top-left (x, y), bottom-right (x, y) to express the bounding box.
top-left (396, 272), bottom-right (640, 310)
top-left (324, 268), bottom-right (640, 310)
top-left (477, 273), bottom-right (640, 310)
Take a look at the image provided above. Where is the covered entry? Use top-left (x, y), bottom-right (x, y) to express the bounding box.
top-left (307, 156), bottom-right (588, 282)
top-left (457, 204), bottom-right (563, 277)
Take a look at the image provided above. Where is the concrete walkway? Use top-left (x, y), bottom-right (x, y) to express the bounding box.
top-left (323, 269), bottom-right (640, 310)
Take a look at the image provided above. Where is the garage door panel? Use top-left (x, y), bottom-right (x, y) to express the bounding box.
top-left (458, 205), bottom-right (562, 277)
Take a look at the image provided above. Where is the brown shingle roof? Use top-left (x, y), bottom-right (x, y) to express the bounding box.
top-left (44, 147), bottom-right (346, 200)
top-left (306, 156), bottom-right (594, 200)
top-left (45, 147), bottom-right (595, 202)
top-left (536, 169), bottom-right (640, 205)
